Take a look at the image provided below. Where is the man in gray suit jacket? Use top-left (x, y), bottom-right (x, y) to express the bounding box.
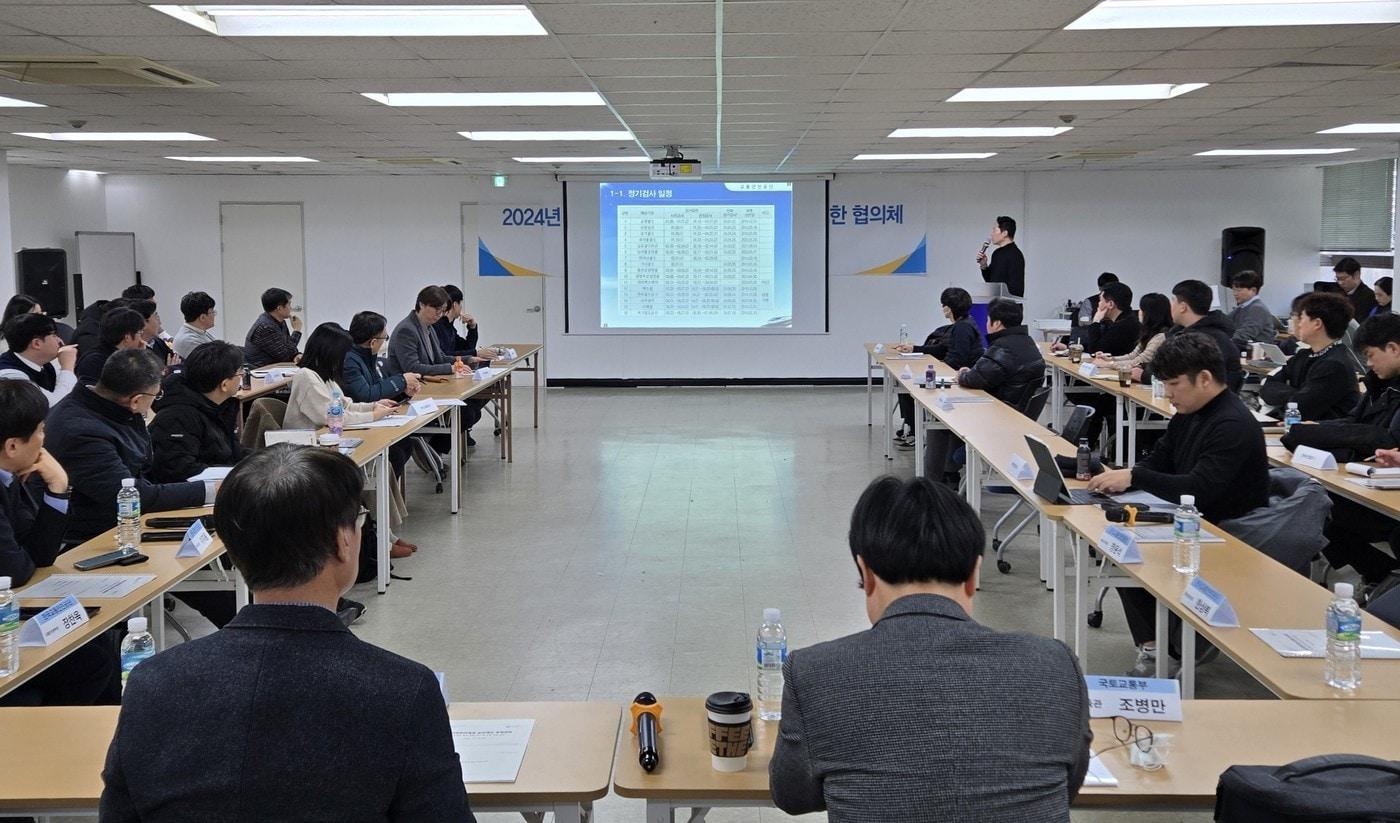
top-left (386, 285), bottom-right (456, 377)
top-left (100, 445), bottom-right (474, 822)
top-left (770, 476), bottom-right (1091, 822)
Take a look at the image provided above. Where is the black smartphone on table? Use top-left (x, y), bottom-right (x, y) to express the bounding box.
top-left (73, 547), bottom-right (149, 571)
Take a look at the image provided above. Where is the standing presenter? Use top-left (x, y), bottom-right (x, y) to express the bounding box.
top-left (976, 215), bottom-right (1025, 298)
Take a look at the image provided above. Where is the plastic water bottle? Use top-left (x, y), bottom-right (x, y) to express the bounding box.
top-left (120, 616), bottom-right (156, 692)
top-left (1283, 402), bottom-right (1301, 432)
top-left (1325, 582), bottom-right (1362, 690)
top-left (326, 388), bottom-right (345, 436)
top-left (923, 364), bottom-right (935, 387)
top-left (1151, 376), bottom-right (1166, 400)
top-left (0, 577), bottom-right (19, 678)
top-left (898, 324), bottom-right (910, 346)
top-left (1172, 495), bottom-right (1201, 575)
top-left (756, 608), bottom-right (787, 721)
top-left (117, 478), bottom-right (140, 551)
top-left (1075, 438), bottom-right (1093, 481)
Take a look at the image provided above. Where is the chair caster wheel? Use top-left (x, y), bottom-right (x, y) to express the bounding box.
top-left (1087, 611), bottom-right (1103, 629)
top-left (996, 559), bottom-right (1011, 574)
top-left (435, 483), bottom-right (443, 494)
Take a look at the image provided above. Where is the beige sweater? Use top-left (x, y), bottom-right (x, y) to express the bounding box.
top-left (284, 370), bottom-right (377, 429)
top-left (1111, 331), bottom-right (1166, 370)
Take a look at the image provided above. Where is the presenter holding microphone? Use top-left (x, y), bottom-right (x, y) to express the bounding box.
top-left (976, 215), bottom-right (1025, 298)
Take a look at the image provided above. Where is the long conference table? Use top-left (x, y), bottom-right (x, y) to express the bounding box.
top-left (874, 347), bottom-right (1400, 701)
top-left (5, 696), bottom-right (1397, 820)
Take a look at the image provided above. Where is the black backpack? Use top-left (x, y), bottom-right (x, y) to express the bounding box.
top-left (1215, 755), bottom-right (1400, 822)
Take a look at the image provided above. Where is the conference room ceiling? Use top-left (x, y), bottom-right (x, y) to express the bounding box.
top-left (0, 0), bottom-right (1398, 175)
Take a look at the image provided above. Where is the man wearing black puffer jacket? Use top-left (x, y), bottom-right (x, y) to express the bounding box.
top-left (958, 298), bottom-right (1045, 406)
top-left (149, 341), bottom-right (249, 484)
top-left (923, 299), bottom-right (1044, 481)
top-left (1284, 313), bottom-right (1400, 586)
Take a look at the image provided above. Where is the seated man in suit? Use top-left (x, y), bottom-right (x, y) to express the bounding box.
top-left (1334, 257), bottom-right (1377, 322)
top-left (1259, 292), bottom-right (1358, 421)
top-left (0, 379), bottom-right (121, 707)
top-left (388, 286), bottom-right (489, 448)
top-left (243, 287), bottom-right (303, 368)
top-left (432, 285), bottom-right (498, 440)
top-left (100, 444), bottom-right (475, 822)
top-left (75, 307), bottom-right (146, 387)
top-left (1089, 332), bottom-right (1269, 674)
top-left (1284, 313), bottom-right (1400, 588)
top-left (770, 475), bottom-right (1091, 821)
top-left (0, 313), bottom-right (78, 405)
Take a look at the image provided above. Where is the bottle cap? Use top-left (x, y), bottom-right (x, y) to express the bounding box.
top-left (0, 576), bottom-right (10, 589)
top-left (128, 616), bottom-right (148, 633)
top-left (121, 478), bottom-right (136, 488)
top-left (1180, 495), bottom-right (1195, 506)
top-left (763, 608), bottom-right (781, 624)
top-left (1335, 582), bottom-right (1354, 600)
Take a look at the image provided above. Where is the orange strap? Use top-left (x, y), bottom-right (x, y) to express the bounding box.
top-left (1124, 504), bottom-right (1138, 528)
top-left (630, 700), bottom-right (663, 735)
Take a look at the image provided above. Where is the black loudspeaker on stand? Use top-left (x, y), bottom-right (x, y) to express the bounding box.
top-left (1221, 226), bottom-right (1265, 286)
top-left (16, 247), bottom-right (70, 319)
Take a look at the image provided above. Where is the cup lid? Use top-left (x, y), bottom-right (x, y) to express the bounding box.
top-left (705, 691), bottom-right (752, 715)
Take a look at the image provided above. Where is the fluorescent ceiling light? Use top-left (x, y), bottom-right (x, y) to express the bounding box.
top-left (14, 132), bottom-right (214, 141)
top-left (461, 130), bottom-right (633, 141)
top-left (68, 169), bottom-right (106, 175)
top-left (1195, 148), bottom-right (1356, 156)
top-left (888, 127), bottom-right (1073, 138)
top-left (512, 156), bottom-right (650, 163)
top-left (1068, 0), bottom-right (1400, 30)
top-left (1318, 123), bottom-right (1400, 134)
top-left (0, 95), bottom-right (43, 108)
top-left (151, 4), bottom-right (546, 37)
top-left (167, 156), bottom-right (317, 162)
top-left (363, 92), bottom-right (605, 108)
top-left (854, 153), bottom-right (997, 160)
top-left (949, 83), bottom-right (1207, 102)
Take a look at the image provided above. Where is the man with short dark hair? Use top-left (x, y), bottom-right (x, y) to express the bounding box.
top-left (243, 287), bottom-right (303, 368)
top-left (45, 349), bottom-right (213, 545)
top-left (1333, 257), bottom-right (1376, 321)
top-left (171, 291), bottom-right (219, 359)
top-left (386, 285), bottom-right (457, 378)
top-left (432, 284), bottom-right (501, 364)
top-left (0, 378), bottom-right (122, 708)
top-left (975, 215), bottom-right (1025, 297)
top-left (1140, 279), bottom-right (1243, 392)
top-left (1081, 281), bottom-right (1140, 357)
top-left (100, 445), bottom-right (475, 822)
top-left (1259, 292), bottom-right (1358, 421)
top-left (0, 313), bottom-right (78, 405)
top-left (1228, 270), bottom-right (1281, 350)
top-left (120, 284), bottom-right (155, 302)
top-left (1284, 313), bottom-right (1400, 585)
top-left (770, 475), bottom-right (1090, 820)
top-left (75, 307), bottom-right (146, 387)
top-left (149, 341), bottom-right (249, 483)
top-left (1090, 332), bottom-right (1268, 674)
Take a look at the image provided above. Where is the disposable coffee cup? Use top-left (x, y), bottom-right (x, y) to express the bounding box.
top-left (1069, 344), bottom-right (1084, 364)
top-left (705, 691), bottom-right (753, 772)
top-left (1117, 367), bottom-right (1133, 388)
top-left (318, 433), bottom-right (341, 447)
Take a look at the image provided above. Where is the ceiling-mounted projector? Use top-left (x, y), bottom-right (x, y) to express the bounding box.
top-left (650, 146), bottom-right (701, 179)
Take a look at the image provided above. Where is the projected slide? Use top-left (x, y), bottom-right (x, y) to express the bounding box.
top-left (600, 182), bottom-right (793, 329)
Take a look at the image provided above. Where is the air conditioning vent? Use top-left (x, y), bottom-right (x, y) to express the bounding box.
top-left (0, 55), bottom-right (216, 88)
top-left (1044, 149), bottom-right (1138, 161)
top-left (360, 157), bottom-right (467, 167)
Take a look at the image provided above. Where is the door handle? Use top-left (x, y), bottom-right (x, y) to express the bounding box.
top-left (525, 306), bottom-right (541, 313)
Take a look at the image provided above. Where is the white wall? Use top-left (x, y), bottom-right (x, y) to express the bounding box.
top-left (7, 166), bottom-right (107, 319)
top-left (3, 165), bottom-right (1321, 379)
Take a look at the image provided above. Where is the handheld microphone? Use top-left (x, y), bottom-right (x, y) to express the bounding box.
top-left (979, 239), bottom-right (991, 255)
top-left (630, 692), bottom-right (663, 772)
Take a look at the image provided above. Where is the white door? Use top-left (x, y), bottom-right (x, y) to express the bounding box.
top-left (219, 203), bottom-right (306, 345)
top-left (461, 203), bottom-right (545, 352)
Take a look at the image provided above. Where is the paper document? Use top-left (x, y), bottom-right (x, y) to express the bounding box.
top-left (473, 367), bottom-right (507, 379)
top-left (1250, 629), bottom-right (1400, 659)
top-left (450, 718), bottom-right (535, 783)
top-left (1108, 490), bottom-right (1174, 508)
top-left (942, 396), bottom-right (994, 404)
top-left (1129, 526), bottom-right (1226, 544)
top-left (1083, 752), bottom-right (1119, 788)
top-left (1345, 476), bottom-right (1400, 490)
top-left (346, 415), bottom-right (414, 429)
top-left (1345, 462), bottom-right (1400, 478)
top-left (186, 466), bottom-right (233, 482)
top-left (20, 574), bottom-right (156, 599)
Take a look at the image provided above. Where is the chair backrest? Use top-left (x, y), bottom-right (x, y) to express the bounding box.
top-left (1367, 584), bottom-right (1400, 631)
top-left (241, 397), bottom-right (287, 450)
top-left (1060, 404), bottom-right (1096, 444)
top-left (1019, 383), bottom-right (1050, 423)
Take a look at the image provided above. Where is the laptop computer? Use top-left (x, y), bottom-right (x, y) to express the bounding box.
top-left (1024, 434), bottom-right (1116, 505)
top-left (1247, 342), bottom-right (1288, 368)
